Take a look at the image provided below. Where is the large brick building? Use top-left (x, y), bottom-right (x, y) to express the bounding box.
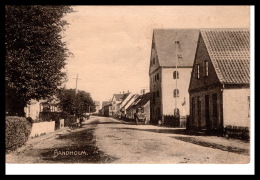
top-left (149, 29), bottom-right (200, 124)
top-left (188, 29), bottom-right (250, 133)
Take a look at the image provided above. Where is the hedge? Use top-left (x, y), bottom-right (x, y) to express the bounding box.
top-left (6, 116), bottom-right (32, 152)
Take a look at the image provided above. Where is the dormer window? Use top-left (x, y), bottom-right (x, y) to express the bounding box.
top-left (153, 58), bottom-right (155, 65)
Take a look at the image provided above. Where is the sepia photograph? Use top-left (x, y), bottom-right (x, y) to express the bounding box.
top-left (5, 5), bottom-right (254, 174)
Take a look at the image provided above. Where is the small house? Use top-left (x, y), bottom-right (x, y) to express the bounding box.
top-left (188, 29), bottom-right (250, 135)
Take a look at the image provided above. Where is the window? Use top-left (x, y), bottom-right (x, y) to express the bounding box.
top-left (204, 61), bottom-right (209, 77)
top-left (157, 90), bottom-right (159, 98)
top-left (173, 89), bottom-right (179, 97)
top-left (153, 58), bottom-right (155, 65)
top-left (157, 73), bottom-right (160, 81)
top-left (154, 75), bottom-right (156, 82)
top-left (173, 71), bottom-right (179, 79)
top-left (174, 108), bottom-right (180, 116)
top-left (195, 64), bottom-right (200, 79)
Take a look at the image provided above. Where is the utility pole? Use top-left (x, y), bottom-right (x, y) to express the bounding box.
top-left (72, 74), bottom-right (81, 118)
top-left (73, 74), bottom-right (81, 95)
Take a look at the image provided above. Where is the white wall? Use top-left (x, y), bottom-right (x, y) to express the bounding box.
top-left (30, 121), bottom-right (55, 138)
top-left (161, 68), bottom-right (192, 116)
top-left (24, 101), bottom-right (41, 120)
top-left (223, 88), bottom-right (250, 127)
top-left (144, 101), bottom-right (150, 121)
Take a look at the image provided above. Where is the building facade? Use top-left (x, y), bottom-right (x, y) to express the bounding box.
top-left (188, 29), bottom-right (250, 133)
top-left (149, 29), bottom-right (200, 124)
top-left (126, 92), bottom-right (151, 122)
top-left (111, 93), bottom-right (130, 117)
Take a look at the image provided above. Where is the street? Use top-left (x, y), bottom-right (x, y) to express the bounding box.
top-left (6, 116), bottom-right (250, 164)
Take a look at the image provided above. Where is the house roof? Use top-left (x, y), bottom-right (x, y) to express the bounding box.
top-left (201, 29), bottom-right (250, 84)
top-left (121, 94), bottom-right (138, 110)
top-left (113, 93), bottom-right (130, 101)
top-left (102, 101), bottom-right (111, 107)
top-left (94, 101), bottom-right (100, 106)
top-left (153, 29), bottom-right (200, 67)
top-left (104, 103), bottom-right (112, 107)
top-left (127, 92), bottom-right (150, 110)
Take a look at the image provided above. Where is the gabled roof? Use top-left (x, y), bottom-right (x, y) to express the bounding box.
top-left (127, 92), bottom-right (150, 110)
top-left (121, 94), bottom-right (138, 110)
top-left (94, 101), bottom-right (100, 106)
top-left (201, 29), bottom-right (250, 84)
top-left (113, 93), bottom-right (130, 101)
top-left (153, 29), bottom-right (200, 67)
top-left (102, 101), bottom-right (111, 107)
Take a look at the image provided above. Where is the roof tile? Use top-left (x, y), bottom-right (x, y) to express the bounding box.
top-left (201, 29), bottom-right (250, 84)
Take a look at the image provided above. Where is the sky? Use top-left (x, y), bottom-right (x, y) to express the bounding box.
top-left (62, 6), bottom-right (250, 102)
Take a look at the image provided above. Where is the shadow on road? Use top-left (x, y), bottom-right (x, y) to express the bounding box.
top-left (171, 136), bottom-right (249, 156)
top-left (39, 125), bottom-right (118, 163)
top-left (111, 126), bottom-right (192, 136)
top-left (112, 126), bottom-right (249, 156)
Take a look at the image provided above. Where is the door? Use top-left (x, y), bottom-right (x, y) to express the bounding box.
top-left (205, 95), bottom-right (210, 130)
top-left (197, 97), bottom-right (202, 129)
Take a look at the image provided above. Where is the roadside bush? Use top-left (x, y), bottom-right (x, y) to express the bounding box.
top-left (6, 116), bottom-right (32, 152)
top-left (64, 115), bottom-right (77, 127)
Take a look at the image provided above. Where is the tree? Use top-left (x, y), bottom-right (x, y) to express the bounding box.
top-left (57, 88), bottom-right (96, 117)
top-left (5, 6), bottom-right (72, 116)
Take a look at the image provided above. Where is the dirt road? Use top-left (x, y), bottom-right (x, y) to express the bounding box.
top-left (6, 116), bottom-right (250, 164)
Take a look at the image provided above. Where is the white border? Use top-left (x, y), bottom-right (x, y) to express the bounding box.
top-left (6, 6), bottom-right (255, 175)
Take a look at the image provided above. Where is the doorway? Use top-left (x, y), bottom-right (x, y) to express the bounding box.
top-left (205, 95), bottom-right (210, 130)
top-left (197, 97), bottom-right (202, 129)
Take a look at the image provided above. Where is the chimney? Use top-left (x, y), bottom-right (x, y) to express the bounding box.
top-left (123, 91), bottom-right (124, 94)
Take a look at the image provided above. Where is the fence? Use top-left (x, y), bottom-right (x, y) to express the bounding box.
top-left (224, 125), bottom-right (250, 140)
top-left (163, 115), bottom-right (180, 127)
top-left (163, 115), bottom-right (187, 128)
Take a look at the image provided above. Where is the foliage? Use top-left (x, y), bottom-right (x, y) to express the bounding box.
top-left (5, 5), bottom-right (72, 116)
top-left (56, 88), bottom-right (96, 117)
top-left (6, 116), bottom-right (32, 152)
top-left (39, 111), bottom-right (77, 128)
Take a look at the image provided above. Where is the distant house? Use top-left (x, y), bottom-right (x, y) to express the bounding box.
top-left (101, 101), bottom-right (112, 116)
top-left (24, 97), bottom-right (60, 120)
top-left (94, 101), bottom-right (101, 114)
top-left (104, 103), bottom-right (112, 117)
top-left (149, 29), bottom-right (200, 125)
top-left (188, 29), bottom-right (250, 134)
top-left (120, 94), bottom-right (139, 118)
top-left (111, 92), bottom-right (131, 117)
top-left (126, 92), bottom-right (151, 122)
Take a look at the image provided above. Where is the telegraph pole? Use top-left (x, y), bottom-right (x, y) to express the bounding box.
top-left (72, 74), bottom-right (81, 118)
top-left (73, 74), bottom-right (81, 94)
